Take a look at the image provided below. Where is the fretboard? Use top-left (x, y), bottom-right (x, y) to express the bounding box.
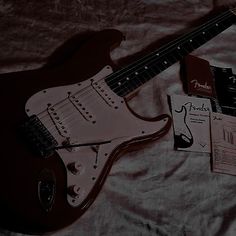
top-left (105, 9), bottom-right (236, 97)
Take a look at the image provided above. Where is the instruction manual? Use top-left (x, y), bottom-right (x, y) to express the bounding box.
top-left (170, 94), bottom-right (212, 153)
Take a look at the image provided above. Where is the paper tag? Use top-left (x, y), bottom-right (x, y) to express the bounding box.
top-left (170, 95), bottom-right (212, 153)
top-left (183, 55), bottom-right (216, 98)
top-left (211, 113), bottom-right (236, 175)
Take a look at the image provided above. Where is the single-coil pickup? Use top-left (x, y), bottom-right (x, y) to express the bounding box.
top-left (47, 106), bottom-right (70, 137)
top-left (68, 96), bottom-right (95, 122)
top-left (92, 82), bottom-right (119, 109)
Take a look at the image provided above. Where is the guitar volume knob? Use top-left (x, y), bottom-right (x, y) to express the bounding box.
top-left (68, 185), bottom-right (80, 198)
top-left (67, 162), bottom-right (83, 175)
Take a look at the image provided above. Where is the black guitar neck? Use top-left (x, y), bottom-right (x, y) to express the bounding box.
top-left (106, 8), bottom-right (236, 97)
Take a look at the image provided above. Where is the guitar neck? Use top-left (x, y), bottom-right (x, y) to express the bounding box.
top-left (106, 8), bottom-right (236, 97)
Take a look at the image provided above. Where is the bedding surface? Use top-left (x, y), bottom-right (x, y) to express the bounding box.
top-left (0, 0), bottom-right (236, 235)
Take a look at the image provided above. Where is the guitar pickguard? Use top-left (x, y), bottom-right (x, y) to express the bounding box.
top-left (25, 66), bottom-right (170, 208)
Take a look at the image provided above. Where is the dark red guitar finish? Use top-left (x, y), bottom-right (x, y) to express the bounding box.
top-left (1, 8), bottom-right (236, 234)
top-left (0, 29), bottom-right (171, 234)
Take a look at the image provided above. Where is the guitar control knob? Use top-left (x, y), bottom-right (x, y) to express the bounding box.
top-left (67, 162), bottom-right (83, 175)
top-left (68, 185), bottom-right (80, 198)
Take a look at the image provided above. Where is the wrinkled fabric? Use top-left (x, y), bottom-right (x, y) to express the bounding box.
top-left (0, 0), bottom-right (236, 235)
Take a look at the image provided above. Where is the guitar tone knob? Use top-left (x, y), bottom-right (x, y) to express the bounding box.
top-left (68, 185), bottom-right (80, 198)
top-left (67, 162), bottom-right (83, 175)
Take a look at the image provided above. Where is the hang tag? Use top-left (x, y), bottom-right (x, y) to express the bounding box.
top-left (182, 55), bottom-right (217, 98)
top-left (170, 94), bottom-right (212, 153)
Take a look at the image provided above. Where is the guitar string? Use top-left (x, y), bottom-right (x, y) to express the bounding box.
top-left (38, 9), bottom-right (233, 135)
top-left (36, 10), bottom-right (233, 135)
top-left (40, 8), bottom-right (233, 119)
top-left (53, 10), bottom-right (233, 106)
top-left (81, 9), bottom-right (234, 99)
top-left (39, 9), bottom-right (232, 123)
top-left (106, 10), bottom-right (234, 90)
top-left (64, 10), bottom-right (233, 101)
top-left (64, 10), bottom-right (232, 100)
top-left (41, 23), bottom-right (234, 138)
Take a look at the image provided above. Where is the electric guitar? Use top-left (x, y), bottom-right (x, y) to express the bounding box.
top-left (0, 7), bottom-right (235, 234)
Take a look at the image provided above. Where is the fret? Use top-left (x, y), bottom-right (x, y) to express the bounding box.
top-left (129, 74), bottom-right (142, 88)
top-left (150, 64), bottom-right (162, 74)
top-left (142, 67), bottom-right (156, 79)
top-left (134, 72), bottom-right (143, 86)
top-left (165, 54), bottom-right (177, 64)
top-left (192, 39), bottom-right (202, 48)
top-left (135, 71), bottom-right (150, 83)
top-left (176, 45), bottom-right (188, 55)
top-left (193, 34), bottom-right (207, 46)
top-left (214, 22), bottom-right (225, 32)
top-left (170, 50), bottom-right (182, 61)
top-left (201, 30), bottom-right (215, 42)
top-left (148, 67), bottom-right (158, 77)
top-left (106, 9), bottom-right (236, 97)
top-left (181, 40), bottom-right (194, 53)
top-left (124, 77), bottom-right (137, 91)
top-left (207, 26), bottom-right (221, 37)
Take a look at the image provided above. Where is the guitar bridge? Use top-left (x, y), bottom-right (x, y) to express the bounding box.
top-left (20, 115), bottom-right (58, 158)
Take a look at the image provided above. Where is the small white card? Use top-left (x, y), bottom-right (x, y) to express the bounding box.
top-left (211, 113), bottom-right (236, 176)
top-left (170, 94), bottom-right (212, 153)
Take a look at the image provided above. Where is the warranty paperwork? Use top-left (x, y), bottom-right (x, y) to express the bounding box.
top-left (211, 113), bottom-right (236, 176)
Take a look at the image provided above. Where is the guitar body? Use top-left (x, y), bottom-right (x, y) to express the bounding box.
top-left (0, 29), bottom-right (171, 234)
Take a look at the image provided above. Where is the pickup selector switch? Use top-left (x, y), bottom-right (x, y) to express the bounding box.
top-left (68, 185), bottom-right (80, 198)
top-left (67, 162), bottom-right (83, 175)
